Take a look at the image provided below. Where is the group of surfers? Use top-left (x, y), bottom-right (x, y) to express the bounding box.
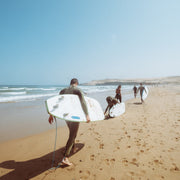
top-left (48, 78), bottom-right (147, 166)
top-left (104, 83), bottom-right (147, 118)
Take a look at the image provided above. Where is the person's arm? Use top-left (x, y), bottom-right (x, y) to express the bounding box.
top-left (59, 88), bottom-right (66, 95)
top-left (104, 105), bottom-right (109, 115)
top-left (76, 89), bottom-right (90, 123)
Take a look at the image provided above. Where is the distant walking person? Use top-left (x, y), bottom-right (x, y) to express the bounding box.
top-left (137, 83), bottom-right (147, 103)
top-left (133, 85), bottom-right (137, 98)
top-left (115, 85), bottom-right (122, 103)
top-left (48, 78), bottom-right (90, 166)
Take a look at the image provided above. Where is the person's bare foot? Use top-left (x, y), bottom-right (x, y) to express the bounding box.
top-left (61, 157), bottom-right (72, 166)
top-left (72, 147), bottom-right (78, 154)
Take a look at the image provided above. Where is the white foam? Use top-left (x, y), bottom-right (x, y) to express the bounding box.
top-left (0, 92), bottom-right (26, 95)
top-left (80, 85), bottom-right (133, 94)
top-left (0, 93), bottom-right (56, 103)
top-left (8, 88), bottom-right (25, 90)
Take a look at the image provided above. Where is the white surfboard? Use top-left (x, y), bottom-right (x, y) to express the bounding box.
top-left (45, 94), bottom-right (105, 122)
top-left (109, 102), bottom-right (125, 118)
top-left (142, 87), bottom-right (148, 100)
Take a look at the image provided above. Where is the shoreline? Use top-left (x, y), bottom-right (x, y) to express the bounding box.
top-left (0, 88), bottom-right (133, 143)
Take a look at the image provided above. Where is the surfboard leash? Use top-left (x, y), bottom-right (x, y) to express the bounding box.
top-left (48, 116), bottom-right (57, 171)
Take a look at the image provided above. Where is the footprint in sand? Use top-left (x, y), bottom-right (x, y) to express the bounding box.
top-left (90, 154), bottom-right (95, 161)
top-left (104, 158), bottom-right (115, 166)
top-left (79, 170), bottom-right (91, 179)
top-left (122, 158), bottom-right (129, 166)
top-left (132, 158), bottom-right (137, 162)
top-left (110, 158), bottom-right (115, 164)
top-left (99, 143), bottom-right (104, 149)
top-left (94, 131), bottom-right (100, 135)
top-left (118, 137), bottom-right (123, 142)
top-left (105, 159), bottom-right (110, 165)
top-left (154, 159), bottom-right (163, 165)
top-left (130, 158), bottom-right (139, 167)
top-left (95, 137), bottom-right (100, 141)
top-left (110, 177), bottom-right (115, 180)
top-left (129, 171), bottom-right (135, 176)
top-left (168, 148), bottom-right (174, 152)
top-left (170, 163), bottom-right (180, 171)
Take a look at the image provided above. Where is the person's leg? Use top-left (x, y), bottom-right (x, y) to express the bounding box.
top-left (140, 92), bottom-right (143, 103)
top-left (62, 122), bottom-right (80, 165)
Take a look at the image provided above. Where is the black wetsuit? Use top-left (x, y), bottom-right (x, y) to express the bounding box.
top-left (60, 85), bottom-right (88, 157)
top-left (133, 86), bottom-right (137, 98)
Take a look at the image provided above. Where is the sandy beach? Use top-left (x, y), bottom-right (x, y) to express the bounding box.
top-left (0, 85), bottom-right (180, 180)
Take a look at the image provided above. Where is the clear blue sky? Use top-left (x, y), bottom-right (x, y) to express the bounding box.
top-left (0, 0), bottom-right (180, 85)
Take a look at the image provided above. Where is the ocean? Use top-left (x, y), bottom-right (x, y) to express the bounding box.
top-left (0, 85), bottom-right (133, 107)
top-left (0, 85), bottom-right (134, 106)
top-left (0, 85), bottom-right (135, 142)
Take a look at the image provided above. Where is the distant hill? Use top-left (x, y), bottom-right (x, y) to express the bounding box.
top-left (83, 76), bottom-right (180, 86)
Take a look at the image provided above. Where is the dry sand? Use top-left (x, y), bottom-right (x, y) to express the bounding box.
top-left (0, 86), bottom-right (180, 180)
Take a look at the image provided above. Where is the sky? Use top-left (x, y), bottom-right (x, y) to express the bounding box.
top-left (0, 0), bottom-right (180, 85)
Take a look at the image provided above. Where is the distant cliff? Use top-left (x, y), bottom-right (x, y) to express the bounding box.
top-left (83, 76), bottom-right (180, 86)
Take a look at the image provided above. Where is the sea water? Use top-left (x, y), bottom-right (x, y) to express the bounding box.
top-left (0, 85), bottom-right (134, 106)
top-left (0, 85), bottom-right (135, 142)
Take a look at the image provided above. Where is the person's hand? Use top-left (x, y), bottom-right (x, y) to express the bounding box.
top-left (48, 115), bottom-right (54, 124)
top-left (86, 115), bottom-right (90, 123)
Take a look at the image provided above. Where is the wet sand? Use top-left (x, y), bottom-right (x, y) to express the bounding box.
top-left (0, 86), bottom-right (180, 180)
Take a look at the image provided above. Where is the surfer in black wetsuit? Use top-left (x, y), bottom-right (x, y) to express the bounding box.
top-left (48, 78), bottom-right (90, 166)
top-left (133, 85), bottom-right (137, 98)
top-left (115, 85), bottom-right (122, 103)
top-left (137, 83), bottom-right (147, 103)
top-left (104, 96), bottom-right (118, 118)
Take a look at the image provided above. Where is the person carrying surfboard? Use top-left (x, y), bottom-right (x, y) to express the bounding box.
top-left (115, 85), bottom-right (122, 103)
top-left (104, 96), bottom-right (119, 118)
top-left (137, 83), bottom-right (147, 103)
top-left (48, 78), bottom-right (90, 166)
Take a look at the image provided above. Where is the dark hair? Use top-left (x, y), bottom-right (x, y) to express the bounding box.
top-left (106, 96), bottom-right (113, 103)
top-left (70, 78), bottom-right (79, 85)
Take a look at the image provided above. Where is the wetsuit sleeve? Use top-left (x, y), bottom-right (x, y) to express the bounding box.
top-left (75, 89), bottom-right (89, 116)
top-left (59, 88), bottom-right (66, 95)
top-left (104, 105), bottom-right (109, 114)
